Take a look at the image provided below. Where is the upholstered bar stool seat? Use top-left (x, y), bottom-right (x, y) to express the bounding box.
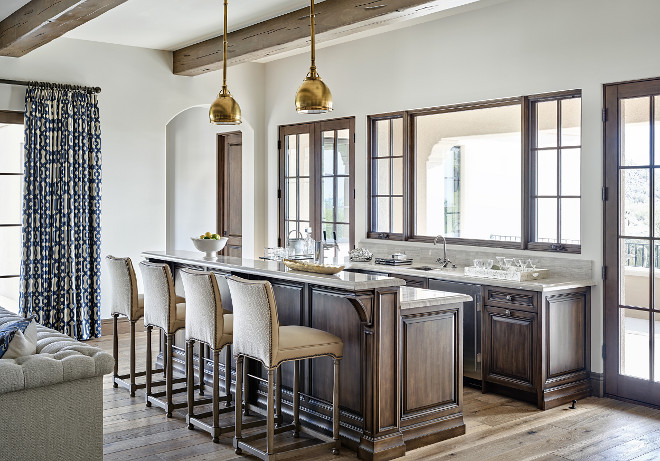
top-left (227, 276), bottom-right (343, 460)
top-left (140, 261), bottom-right (189, 417)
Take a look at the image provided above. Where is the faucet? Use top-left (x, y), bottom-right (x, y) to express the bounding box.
top-left (434, 235), bottom-right (455, 268)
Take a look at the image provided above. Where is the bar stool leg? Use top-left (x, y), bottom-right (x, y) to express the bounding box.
top-left (224, 345), bottom-right (232, 408)
top-left (145, 325), bottom-right (152, 407)
top-left (112, 314), bottom-right (119, 388)
top-left (129, 320), bottom-right (137, 396)
top-left (276, 365), bottom-right (282, 427)
top-left (234, 356), bottom-right (243, 455)
top-left (243, 358), bottom-right (250, 416)
top-left (199, 344), bottom-right (206, 396)
top-left (332, 358), bottom-right (340, 455)
top-left (186, 340), bottom-right (195, 429)
top-left (212, 348), bottom-right (220, 443)
top-left (166, 332), bottom-right (174, 417)
top-left (293, 360), bottom-right (300, 438)
top-left (267, 369), bottom-right (275, 456)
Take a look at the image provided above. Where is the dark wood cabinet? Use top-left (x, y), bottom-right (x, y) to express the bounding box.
top-left (482, 286), bottom-right (591, 409)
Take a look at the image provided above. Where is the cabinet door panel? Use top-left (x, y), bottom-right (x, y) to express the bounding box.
top-left (546, 291), bottom-right (587, 378)
top-left (485, 306), bottom-right (536, 388)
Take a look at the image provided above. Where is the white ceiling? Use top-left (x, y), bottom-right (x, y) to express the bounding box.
top-left (65, 0), bottom-right (324, 51)
top-left (0, 0), bottom-right (31, 21)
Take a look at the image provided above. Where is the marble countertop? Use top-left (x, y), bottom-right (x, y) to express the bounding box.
top-left (399, 286), bottom-right (472, 310)
top-left (346, 261), bottom-right (597, 292)
top-left (142, 250), bottom-right (405, 291)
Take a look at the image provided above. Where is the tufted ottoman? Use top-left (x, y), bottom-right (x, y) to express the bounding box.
top-left (0, 307), bottom-right (113, 460)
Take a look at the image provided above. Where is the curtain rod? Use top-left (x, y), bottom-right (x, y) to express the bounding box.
top-left (0, 78), bottom-right (101, 94)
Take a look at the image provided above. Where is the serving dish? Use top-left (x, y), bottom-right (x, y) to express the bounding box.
top-left (283, 259), bottom-right (344, 275)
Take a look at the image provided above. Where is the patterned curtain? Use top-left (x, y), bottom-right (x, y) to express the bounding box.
top-left (19, 86), bottom-right (102, 340)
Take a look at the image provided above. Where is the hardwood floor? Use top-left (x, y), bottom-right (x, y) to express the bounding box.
top-left (90, 330), bottom-right (660, 460)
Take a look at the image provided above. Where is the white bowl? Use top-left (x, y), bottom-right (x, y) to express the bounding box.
top-left (191, 237), bottom-right (228, 260)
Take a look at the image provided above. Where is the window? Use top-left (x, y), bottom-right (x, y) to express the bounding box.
top-left (528, 91), bottom-right (582, 250)
top-left (367, 91), bottom-right (582, 252)
top-left (279, 118), bottom-right (355, 259)
top-left (0, 111), bottom-right (24, 313)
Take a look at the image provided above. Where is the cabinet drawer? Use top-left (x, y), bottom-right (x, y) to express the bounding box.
top-left (485, 287), bottom-right (537, 313)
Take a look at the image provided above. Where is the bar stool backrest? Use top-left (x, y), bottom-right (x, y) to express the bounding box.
top-left (226, 276), bottom-right (280, 369)
top-left (180, 269), bottom-right (226, 348)
top-left (106, 255), bottom-right (139, 320)
top-left (140, 261), bottom-right (177, 332)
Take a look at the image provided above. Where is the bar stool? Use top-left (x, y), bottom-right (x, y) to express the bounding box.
top-left (106, 255), bottom-right (145, 397)
top-left (180, 268), bottom-right (235, 442)
top-left (227, 276), bottom-right (343, 460)
top-left (140, 261), bottom-right (188, 417)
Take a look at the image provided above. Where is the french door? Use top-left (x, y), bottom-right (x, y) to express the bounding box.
top-left (604, 78), bottom-right (660, 405)
top-left (278, 117), bottom-right (355, 259)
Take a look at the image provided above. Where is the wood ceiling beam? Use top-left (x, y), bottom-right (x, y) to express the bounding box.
top-left (0, 0), bottom-right (129, 57)
top-left (174, 0), bottom-right (464, 77)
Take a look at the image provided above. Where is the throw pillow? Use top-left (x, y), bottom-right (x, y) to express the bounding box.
top-left (0, 318), bottom-right (37, 359)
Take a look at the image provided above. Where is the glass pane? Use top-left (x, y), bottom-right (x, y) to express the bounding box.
top-left (656, 96), bottom-right (660, 165)
top-left (621, 238), bottom-right (651, 309)
top-left (286, 135), bottom-right (297, 176)
top-left (322, 177), bottom-right (334, 223)
top-left (374, 197), bottom-right (389, 233)
top-left (299, 133), bottom-right (310, 176)
top-left (536, 149), bottom-right (557, 196)
top-left (621, 169), bottom-right (649, 237)
top-left (336, 223), bottom-right (350, 260)
top-left (560, 149), bottom-right (580, 196)
top-left (621, 96), bottom-right (650, 166)
top-left (392, 197), bottom-right (403, 233)
top-left (322, 222), bottom-right (334, 243)
top-left (336, 129), bottom-right (349, 176)
top-left (323, 131), bottom-right (334, 176)
top-left (336, 177), bottom-right (349, 223)
top-left (375, 158), bottom-right (390, 195)
top-left (299, 178), bottom-right (309, 222)
top-left (560, 198), bottom-right (580, 244)
top-left (414, 104), bottom-right (521, 240)
top-left (0, 175), bottom-right (22, 223)
top-left (0, 277), bottom-right (19, 314)
top-left (376, 119), bottom-right (390, 157)
top-left (392, 118), bottom-right (403, 157)
top-left (655, 313), bottom-right (660, 382)
top-left (0, 123), bottom-right (24, 173)
top-left (0, 227), bottom-right (21, 276)
top-left (656, 169), bottom-right (660, 238)
top-left (287, 178), bottom-right (297, 221)
top-left (286, 221), bottom-right (298, 241)
top-left (560, 98), bottom-right (581, 147)
top-left (620, 308), bottom-right (650, 380)
top-left (536, 198), bottom-right (557, 242)
top-left (392, 157), bottom-right (403, 196)
top-left (537, 100), bottom-right (558, 148)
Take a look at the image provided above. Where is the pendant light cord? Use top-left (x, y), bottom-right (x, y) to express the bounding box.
top-left (222, 0), bottom-right (228, 94)
top-left (309, 0), bottom-right (317, 77)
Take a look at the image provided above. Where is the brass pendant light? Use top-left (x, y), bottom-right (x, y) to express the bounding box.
top-left (295, 0), bottom-right (333, 114)
top-left (210, 0), bottom-right (241, 125)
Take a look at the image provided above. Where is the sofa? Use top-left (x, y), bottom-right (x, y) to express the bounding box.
top-left (0, 307), bottom-right (113, 460)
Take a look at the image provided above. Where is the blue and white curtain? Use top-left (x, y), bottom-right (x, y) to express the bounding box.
top-left (19, 85), bottom-right (102, 340)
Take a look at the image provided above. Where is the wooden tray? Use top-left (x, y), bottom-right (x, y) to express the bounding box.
top-left (283, 259), bottom-right (345, 275)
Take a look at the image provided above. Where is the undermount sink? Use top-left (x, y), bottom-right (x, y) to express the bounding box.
top-left (411, 266), bottom-right (438, 271)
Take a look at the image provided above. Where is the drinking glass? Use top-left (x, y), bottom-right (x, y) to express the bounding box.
top-left (503, 258), bottom-right (514, 269)
top-left (526, 259), bottom-right (537, 271)
top-left (496, 256), bottom-right (505, 269)
top-left (485, 259), bottom-right (494, 270)
top-left (473, 259), bottom-right (483, 268)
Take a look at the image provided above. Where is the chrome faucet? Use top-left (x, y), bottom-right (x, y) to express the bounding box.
top-left (434, 235), bottom-right (455, 268)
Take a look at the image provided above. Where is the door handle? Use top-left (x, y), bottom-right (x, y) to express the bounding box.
top-left (505, 309), bottom-right (511, 316)
top-left (505, 295), bottom-right (513, 301)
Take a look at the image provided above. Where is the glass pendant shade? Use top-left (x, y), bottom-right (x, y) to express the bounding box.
top-left (296, 0), bottom-right (332, 114)
top-left (210, 0), bottom-right (242, 125)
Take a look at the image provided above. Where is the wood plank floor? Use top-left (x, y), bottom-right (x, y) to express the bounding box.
top-left (90, 331), bottom-right (660, 460)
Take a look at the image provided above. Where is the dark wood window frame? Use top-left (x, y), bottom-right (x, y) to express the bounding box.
top-left (278, 117), bottom-right (356, 250)
top-left (367, 92), bottom-right (582, 253)
top-left (0, 110), bottom-right (25, 287)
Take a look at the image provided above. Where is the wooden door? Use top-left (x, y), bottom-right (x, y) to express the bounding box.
top-left (604, 78), bottom-right (660, 405)
top-left (484, 306), bottom-right (536, 389)
top-left (218, 132), bottom-right (242, 257)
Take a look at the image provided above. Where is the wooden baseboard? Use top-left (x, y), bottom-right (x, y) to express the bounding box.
top-left (590, 372), bottom-right (604, 397)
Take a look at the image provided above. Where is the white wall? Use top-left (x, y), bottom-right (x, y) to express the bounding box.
top-left (260, 0), bottom-right (660, 374)
top-left (0, 37), bottom-right (264, 319)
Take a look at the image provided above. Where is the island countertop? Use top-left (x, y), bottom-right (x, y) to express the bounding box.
top-left (142, 250), bottom-right (405, 291)
top-left (400, 286), bottom-right (472, 309)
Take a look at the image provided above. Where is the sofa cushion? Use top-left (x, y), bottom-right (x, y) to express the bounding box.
top-left (0, 318), bottom-right (35, 359)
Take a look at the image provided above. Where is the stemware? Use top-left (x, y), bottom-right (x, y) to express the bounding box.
top-left (484, 259), bottom-right (494, 270)
top-left (503, 258), bottom-right (514, 270)
top-left (496, 256), bottom-right (505, 269)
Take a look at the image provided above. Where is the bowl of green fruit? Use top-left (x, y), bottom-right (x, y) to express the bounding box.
top-left (191, 232), bottom-right (228, 260)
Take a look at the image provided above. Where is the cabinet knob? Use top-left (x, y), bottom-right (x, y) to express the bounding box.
top-left (505, 295), bottom-right (513, 301)
top-left (505, 309), bottom-right (511, 316)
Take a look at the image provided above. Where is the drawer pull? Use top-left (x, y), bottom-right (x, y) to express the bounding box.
top-left (505, 309), bottom-right (511, 316)
top-left (505, 295), bottom-right (513, 301)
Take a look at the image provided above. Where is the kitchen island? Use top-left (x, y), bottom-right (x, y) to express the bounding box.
top-left (142, 250), bottom-right (471, 460)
